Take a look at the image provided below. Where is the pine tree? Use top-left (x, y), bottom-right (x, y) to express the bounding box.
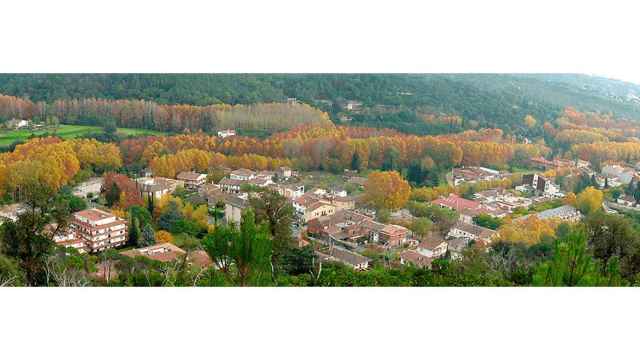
top-left (147, 193), bottom-right (155, 215)
top-left (105, 182), bottom-right (121, 207)
top-left (128, 217), bottom-right (141, 247)
top-left (141, 223), bottom-right (156, 247)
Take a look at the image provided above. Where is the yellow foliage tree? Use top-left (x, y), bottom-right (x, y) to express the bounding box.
top-left (576, 186), bottom-right (603, 214)
top-left (155, 230), bottom-right (174, 244)
top-left (497, 216), bottom-right (557, 245)
top-left (523, 115), bottom-right (537, 128)
top-left (364, 171), bottom-right (411, 210)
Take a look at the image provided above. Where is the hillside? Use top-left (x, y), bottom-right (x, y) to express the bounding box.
top-left (1, 74), bottom-right (639, 135)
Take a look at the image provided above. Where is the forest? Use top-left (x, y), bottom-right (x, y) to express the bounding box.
top-left (1, 74), bottom-right (640, 136)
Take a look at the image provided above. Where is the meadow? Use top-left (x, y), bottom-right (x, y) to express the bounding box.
top-left (0, 124), bottom-right (164, 146)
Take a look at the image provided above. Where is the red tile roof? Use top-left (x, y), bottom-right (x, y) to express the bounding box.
top-left (432, 193), bottom-right (481, 212)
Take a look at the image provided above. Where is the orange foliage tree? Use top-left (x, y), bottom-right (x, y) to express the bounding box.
top-left (364, 171), bottom-right (411, 210)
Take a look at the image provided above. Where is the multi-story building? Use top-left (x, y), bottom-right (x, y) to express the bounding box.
top-left (70, 209), bottom-right (128, 253)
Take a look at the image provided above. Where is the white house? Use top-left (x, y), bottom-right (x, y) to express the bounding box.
top-left (217, 129), bottom-right (236, 138)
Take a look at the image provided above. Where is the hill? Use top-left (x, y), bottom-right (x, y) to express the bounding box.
top-left (1, 74), bottom-right (639, 135)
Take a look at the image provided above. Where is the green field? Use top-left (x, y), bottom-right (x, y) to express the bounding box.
top-left (0, 125), bottom-right (165, 146)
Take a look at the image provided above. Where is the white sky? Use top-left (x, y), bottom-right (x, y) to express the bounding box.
top-left (0, 1), bottom-right (639, 85)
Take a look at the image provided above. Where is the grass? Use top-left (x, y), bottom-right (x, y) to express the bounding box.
top-left (0, 124), bottom-right (165, 146)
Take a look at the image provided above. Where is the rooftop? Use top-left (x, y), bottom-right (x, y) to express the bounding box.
top-left (177, 171), bottom-right (205, 181)
top-left (74, 208), bottom-right (116, 222)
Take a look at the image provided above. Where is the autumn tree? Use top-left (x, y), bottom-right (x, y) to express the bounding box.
top-left (364, 171), bottom-right (411, 210)
top-left (576, 186), bottom-right (604, 215)
top-left (523, 114), bottom-right (537, 129)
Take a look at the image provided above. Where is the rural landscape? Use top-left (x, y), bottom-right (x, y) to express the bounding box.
top-left (2, 73), bottom-right (640, 287)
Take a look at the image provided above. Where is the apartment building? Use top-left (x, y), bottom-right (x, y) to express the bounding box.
top-left (70, 209), bottom-right (128, 253)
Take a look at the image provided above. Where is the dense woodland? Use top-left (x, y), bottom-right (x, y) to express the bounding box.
top-left (1, 74), bottom-right (640, 135)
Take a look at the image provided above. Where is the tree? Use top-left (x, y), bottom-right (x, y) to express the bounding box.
top-left (129, 205), bottom-right (152, 227)
top-left (364, 171), bottom-right (411, 210)
top-left (523, 115), bottom-right (537, 129)
top-left (0, 255), bottom-right (25, 286)
top-left (472, 214), bottom-right (502, 230)
top-left (158, 200), bottom-right (184, 232)
top-left (532, 226), bottom-right (621, 286)
top-left (202, 225), bottom-right (237, 275)
top-left (203, 209), bottom-right (272, 286)
top-left (585, 212), bottom-right (640, 279)
top-left (141, 223), bottom-right (156, 247)
top-left (233, 209), bottom-right (272, 286)
top-left (155, 230), bottom-right (173, 244)
top-left (105, 182), bottom-right (121, 207)
top-left (409, 217), bottom-right (433, 238)
top-left (0, 182), bottom-right (70, 285)
top-left (249, 189), bottom-right (295, 257)
top-left (576, 186), bottom-right (604, 215)
top-left (128, 217), bottom-right (142, 247)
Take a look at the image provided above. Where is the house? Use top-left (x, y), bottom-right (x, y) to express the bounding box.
top-left (307, 209), bottom-right (409, 247)
top-left (229, 168), bottom-right (256, 181)
top-left (317, 247), bottom-right (369, 270)
top-left (303, 201), bottom-right (336, 223)
top-left (447, 221), bottom-right (496, 244)
top-left (518, 205), bottom-right (582, 222)
top-left (346, 176), bottom-right (367, 187)
top-left (219, 178), bottom-right (245, 193)
top-left (330, 187), bottom-right (348, 198)
top-left (273, 183), bottom-right (305, 199)
top-left (400, 250), bottom-right (434, 269)
top-left (474, 188), bottom-right (532, 214)
top-left (4, 119), bottom-right (30, 129)
top-left (122, 243), bottom-right (186, 262)
top-left (328, 195), bottom-right (356, 211)
top-left (248, 176), bottom-right (274, 188)
top-left (224, 194), bottom-right (249, 225)
top-left (602, 165), bottom-right (636, 185)
top-left (176, 171), bottom-right (206, 189)
top-left (137, 177), bottom-right (179, 199)
top-left (277, 167), bottom-right (292, 179)
top-left (217, 129), bottom-right (236, 138)
top-left (72, 177), bottom-right (104, 199)
top-left (617, 194), bottom-right (637, 207)
top-left (451, 166), bottom-right (507, 186)
top-left (379, 224), bottom-right (410, 247)
top-left (529, 156), bottom-right (575, 170)
top-left (416, 233), bottom-right (448, 258)
top-left (70, 209), bottom-right (128, 253)
top-left (432, 193), bottom-right (484, 223)
top-left (345, 100), bottom-right (363, 112)
top-left (0, 203), bottom-right (26, 224)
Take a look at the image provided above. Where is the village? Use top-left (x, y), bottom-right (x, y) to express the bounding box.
top-left (4, 133), bottom-right (637, 278)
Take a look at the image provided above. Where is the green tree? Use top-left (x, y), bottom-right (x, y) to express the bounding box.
top-left (249, 189), bottom-right (295, 256)
top-left (233, 209), bottom-right (272, 286)
top-left (129, 205), bottom-right (152, 227)
top-left (0, 182), bottom-right (70, 285)
top-left (105, 182), bottom-right (121, 207)
top-left (128, 217), bottom-right (142, 247)
top-left (532, 227), bottom-right (621, 286)
top-left (141, 223), bottom-right (156, 247)
top-left (158, 200), bottom-right (184, 232)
